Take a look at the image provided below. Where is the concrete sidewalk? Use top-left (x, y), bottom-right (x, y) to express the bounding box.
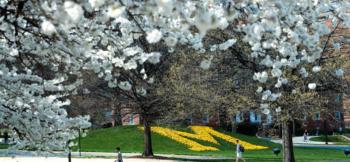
top-left (0, 157), bottom-right (182, 162)
top-left (268, 136), bottom-right (350, 150)
top-left (270, 136), bottom-right (335, 145)
top-left (0, 150), bottom-right (232, 161)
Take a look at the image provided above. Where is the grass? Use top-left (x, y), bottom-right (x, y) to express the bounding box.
top-left (75, 125), bottom-right (350, 161)
top-left (309, 135), bottom-right (350, 145)
top-left (0, 143), bottom-right (8, 149)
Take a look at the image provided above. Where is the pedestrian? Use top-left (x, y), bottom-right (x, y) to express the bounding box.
top-left (3, 132), bottom-right (9, 144)
top-left (235, 140), bottom-right (246, 162)
top-left (115, 147), bottom-right (123, 162)
top-left (303, 130), bottom-right (308, 142)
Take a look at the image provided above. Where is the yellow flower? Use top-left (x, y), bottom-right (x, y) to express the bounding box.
top-left (139, 126), bottom-right (268, 152)
top-left (150, 127), bottom-right (218, 151)
top-left (192, 126), bottom-right (268, 150)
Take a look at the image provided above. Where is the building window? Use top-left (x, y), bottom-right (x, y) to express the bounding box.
top-left (315, 112), bottom-right (321, 121)
top-left (249, 111), bottom-right (255, 123)
top-left (186, 114), bottom-right (193, 124)
top-left (267, 114), bottom-right (272, 124)
top-left (202, 114), bottom-right (209, 124)
top-left (335, 111), bottom-right (341, 120)
top-left (303, 115), bottom-right (307, 120)
top-left (257, 114), bottom-right (262, 123)
top-left (235, 112), bottom-right (242, 123)
top-left (335, 94), bottom-right (341, 103)
top-left (105, 111), bottom-right (112, 118)
top-left (129, 114), bottom-right (134, 124)
top-left (250, 111), bottom-right (261, 123)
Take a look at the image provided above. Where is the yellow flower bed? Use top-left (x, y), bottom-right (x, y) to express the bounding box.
top-left (140, 126), bottom-right (268, 151)
top-left (151, 127), bottom-right (218, 151)
top-left (174, 128), bottom-right (219, 144)
top-left (191, 126), bottom-right (268, 150)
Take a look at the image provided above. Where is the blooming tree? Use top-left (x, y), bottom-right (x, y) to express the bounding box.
top-left (1, 0), bottom-right (350, 160)
top-left (0, 0), bottom-right (92, 151)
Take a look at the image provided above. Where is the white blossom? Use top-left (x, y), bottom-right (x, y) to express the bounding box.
top-left (107, 3), bottom-right (125, 18)
top-left (299, 67), bottom-right (309, 78)
top-left (262, 108), bottom-right (270, 115)
top-left (260, 103), bottom-right (269, 110)
top-left (262, 90), bottom-right (271, 100)
top-left (146, 29), bottom-right (163, 44)
top-left (89, 0), bottom-right (105, 9)
top-left (41, 20), bottom-right (56, 35)
top-left (260, 56), bottom-right (273, 67)
top-left (83, 88), bottom-right (90, 94)
top-left (271, 68), bottom-right (282, 78)
top-left (335, 69), bottom-right (344, 77)
top-left (164, 36), bottom-right (177, 47)
top-left (275, 107), bottom-right (281, 113)
top-left (124, 60), bottom-right (138, 70)
top-left (147, 77), bottom-right (154, 84)
top-left (312, 66), bottom-right (321, 73)
top-left (308, 83), bottom-right (317, 90)
top-left (253, 71), bottom-right (268, 83)
top-left (64, 1), bottom-right (84, 23)
top-left (118, 81), bottom-right (132, 91)
top-left (9, 48), bottom-right (18, 56)
top-left (218, 39), bottom-right (236, 50)
top-left (137, 87), bottom-right (147, 96)
top-left (147, 52), bottom-right (162, 64)
top-left (256, 87), bottom-right (263, 93)
top-left (200, 56), bottom-right (213, 70)
top-left (269, 93), bottom-right (281, 101)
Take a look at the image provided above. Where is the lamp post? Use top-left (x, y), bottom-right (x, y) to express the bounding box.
top-left (324, 119), bottom-right (328, 145)
top-left (78, 128), bottom-right (81, 157)
top-left (344, 148), bottom-right (350, 156)
top-left (67, 140), bottom-right (72, 162)
top-left (273, 148), bottom-right (281, 156)
top-left (68, 149), bottom-right (71, 162)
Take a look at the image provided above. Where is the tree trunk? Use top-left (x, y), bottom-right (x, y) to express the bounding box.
top-left (111, 109), bottom-right (116, 127)
top-left (111, 107), bottom-right (123, 126)
top-left (142, 116), bottom-right (154, 157)
top-left (219, 107), bottom-right (229, 130)
top-left (292, 120), bottom-right (295, 137)
top-left (231, 122), bottom-right (237, 133)
top-left (324, 119), bottom-right (328, 145)
top-left (282, 120), bottom-right (295, 162)
top-left (111, 97), bottom-right (122, 127)
top-left (279, 124), bottom-right (282, 138)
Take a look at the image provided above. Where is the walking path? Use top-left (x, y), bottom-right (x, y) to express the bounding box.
top-left (0, 150), bottom-right (232, 161)
top-left (271, 136), bottom-right (335, 145)
top-left (268, 136), bottom-right (350, 150)
top-left (0, 157), bottom-right (182, 162)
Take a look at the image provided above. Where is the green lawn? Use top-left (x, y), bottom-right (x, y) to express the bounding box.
top-left (309, 135), bottom-right (350, 145)
top-left (75, 126), bottom-right (350, 161)
top-left (0, 143), bottom-right (8, 149)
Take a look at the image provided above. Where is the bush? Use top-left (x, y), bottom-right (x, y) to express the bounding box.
top-left (236, 122), bottom-right (259, 136)
top-left (102, 122), bottom-right (113, 128)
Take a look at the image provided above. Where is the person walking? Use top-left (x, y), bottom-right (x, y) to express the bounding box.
top-left (3, 132), bottom-right (9, 144)
top-left (303, 130), bottom-right (308, 142)
top-left (115, 147), bottom-right (123, 162)
top-left (236, 140), bottom-right (246, 162)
